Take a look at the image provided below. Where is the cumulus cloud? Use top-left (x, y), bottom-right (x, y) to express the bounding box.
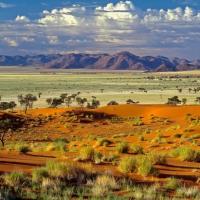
top-left (96, 1), bottom-right (138, 25)
top-left (143, 6), bottom-right (200, 23)
top-left (38, 5), bottom-right (85, 26)
top-left (1, 1), bottom-right (200, 59)
top-left (96, 1), bottom-right (134, 12)
top-left (15, 15), bottom-right (30, 23)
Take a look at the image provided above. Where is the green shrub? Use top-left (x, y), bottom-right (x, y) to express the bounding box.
top-left (92, 175), bottom-right (119, 197)
top-left (147, 152), bottom-right (166, 165)
top-left (45, 162), bottom-right (71, 178)
top-left (102, 153), bottom-right (119, 163)
top-left (176, 186), bottom-right (199, 198)
top-left (118, 157), bottom-right (137, 173)
top-left (3, 172), bottom-right (26, 187)
top-left (164, 177), bottom-right (180, 190)
top-left (32, 167), bottom-right (48, 183)
top-left (53, 138), bottom-right (68, 152)
top-left (17, 145), bottom-right (30, 154)
top-left (94, 152), bottom-right (103, 164)
top-left (79, 146), bottom-right (95, 161)
top-left (116, 142), bottom-right (129, 154)
top-left (171, 146), bottom-right (200, 161)
top-left (137, 156), bottom-right (157, 177)
top-left (129, 145), bottom-right (143, 154)
top-left (34, 161), bottom-right (89, 186)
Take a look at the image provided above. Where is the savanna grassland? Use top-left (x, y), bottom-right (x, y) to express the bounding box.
top-left (0, 68), bottom-right (200, 199)
top-left (0, 68), bottom-right (200, 107)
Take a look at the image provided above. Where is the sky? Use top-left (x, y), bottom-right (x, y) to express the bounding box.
top-left (0, 0), bottom-right (200, 59)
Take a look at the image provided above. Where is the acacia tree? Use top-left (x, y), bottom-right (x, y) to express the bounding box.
top-left (46, 98), bottom-right (63, 108)
top-left (60, 93), bottom-right (68, 101)
top-left (91, 96), bottom-right (100, 109)
top-left (65, 96), bottom-right (73, 107)
top-left (38, 92), bottom-right (42, 98)
top-left (18, 94), bottom-right (37, 113)
top-left (87, 96), bottom-right (100, 109)
top-left (0, 101), bottom-right (17, 111)
top-left (182, 98), bottom-right (187, 105)
top-left (0, 119), bottom-right (12, 146)
top-left (167, 96), bottom-right (182, 105)
top-left (46, 98), bottom-right (53, 106)
top-left (195, 97), bottom-right (200, 104)
top-left (107, 101), bottom-right (119, 106)
top-left (76, 97), bottom-right (87, 109)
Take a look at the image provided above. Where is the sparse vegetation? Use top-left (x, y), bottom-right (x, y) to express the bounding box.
top-left (171, 146), bottom-right (200, 161)
top-left (118, 157), bottom-right (137, 173)
top-left (2, 172), bottom-right (26, 187)
top-left (129, 144), bottom-right (144, 154)
top-left (137, 156), bottom-right (157, 177)
top-left (164, 177), bottom-right (181, 190)
top-left (91, 175), bottom-right (119, 197)
top-left (116, 142), bottom-right (129, 154)
top-left (78, 146), bottom-right (95, 161)
top-left (0, 71), bottom-right (200, 199)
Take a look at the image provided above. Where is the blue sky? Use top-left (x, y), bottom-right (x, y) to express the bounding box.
top-left (1, 0), bottom-right (199, 20)
top-left (0, 0), bottom-right (200, 59)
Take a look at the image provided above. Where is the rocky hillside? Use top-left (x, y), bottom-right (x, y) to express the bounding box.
top-left (0, 51), bottom-right (199, 71)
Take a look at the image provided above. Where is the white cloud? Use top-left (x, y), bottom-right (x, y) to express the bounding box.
top-left (15, 15), bottom-right (30, 23)
top-left (143, 6), bottom-right (200, 23)
top-left (96, 1), bottom-right (138, 25)
top-left (1, 1), bottom-right (200, 59)
top-left (38, 5), bottom-right (85, 26)
top-left (96, 1), bottom-right (134, 12)
top-left (0, 2), bottom-right (13, 8)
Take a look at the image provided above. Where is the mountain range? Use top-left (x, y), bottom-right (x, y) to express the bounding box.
top-left (0, 51), bottom-right (200, 71)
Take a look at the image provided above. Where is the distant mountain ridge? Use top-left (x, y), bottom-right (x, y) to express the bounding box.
top-left (0, 51), bottom-right (200, 71)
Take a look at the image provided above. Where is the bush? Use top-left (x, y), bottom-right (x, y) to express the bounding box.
top-left (147, 152), bottom-right (166, 165)
top-left (41, 178), bottom-right (62, 192)
top-left (164, 177), bottom-right (180, 190)
top-left (32, 167), bottom-right (48, 183)
top-left (171, 146), bottom-right (200, 161)
top-left (176, 186), bottom-right (199, 198)
top-left (92, 175), bottom-right (119, 197)
top-left (79, 146), bottom-right (95, 161)
top-left (94, 152), bottom-right (103, 164)
top-left (116, 142), bottom-right (129, 154)
top-left (118, 157), bottom-right (137, 173)
top-left (137, 156), bottom-right (157, 177)
top-left (129, 145), bottom-right (143, 154)
top-left (17, 145), bottom-right (30, 154)
top-left (3, 172), bottom-right (26, 187)
top-left (45, 162), bottom-right (69, 178)
top-left (53, 138), bottom-right (68, 152)
top-left (102, 153), bottom-right (119, 163)
top-left (45, 161), bottom-right (88, 183)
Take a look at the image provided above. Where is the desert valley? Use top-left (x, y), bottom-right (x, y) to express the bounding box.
top-left (1, 0), bottom-right (200, 199)
top-left (0, 68), bottom-right (199, 199)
